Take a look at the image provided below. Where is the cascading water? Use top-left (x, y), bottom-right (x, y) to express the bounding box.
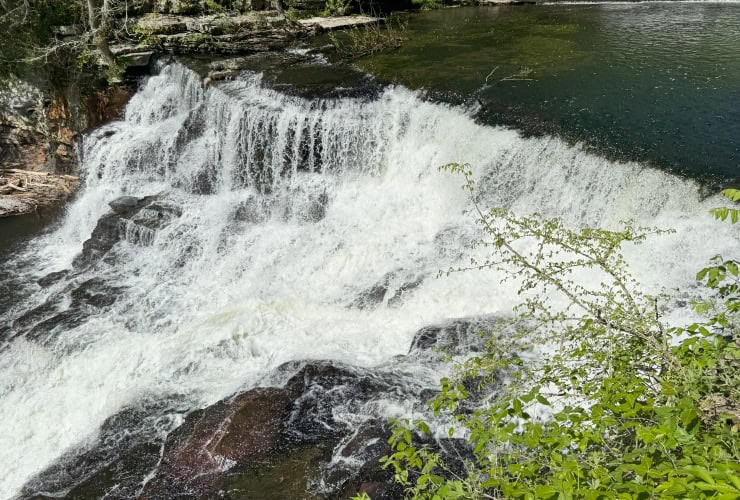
top-left (0, 62), bottom-right (736, 498)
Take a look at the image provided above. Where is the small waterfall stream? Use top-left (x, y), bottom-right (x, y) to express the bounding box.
top-left (0, 62), bottom-right (736, 498)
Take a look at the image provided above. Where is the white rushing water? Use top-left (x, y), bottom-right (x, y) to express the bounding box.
top-left (0, 63), bottom-right (736, 498)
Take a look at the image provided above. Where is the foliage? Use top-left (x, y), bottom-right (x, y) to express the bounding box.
top-left (131, 23), bottom-right (162, 49)
top-left (285, 7), bottom-right (300, 22)
top-left (358, 165), bottom-right (740, 499)
top-left (411, 0), bottom-right (474, 11)
top-left (710, 188), bottom-right (740, 224)
top-left (204, 0), bottom-right (226, 13)
top-left (328, 17), bottom-right (407, 58)
top-left (324, 0), bottom-right (351, 16)
top-left (0, 0), bottom-right (82, 78)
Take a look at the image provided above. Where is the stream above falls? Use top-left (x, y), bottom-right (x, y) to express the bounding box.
top-left (355, 2), bottom-right (740, 183)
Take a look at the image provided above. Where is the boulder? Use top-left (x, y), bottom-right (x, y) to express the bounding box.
top-left (21, 361), bottom-right (407, 499)
top-left (141, 388), bottom-right (297, 497)
top-left (408, 316), bottom-right (496, 354)
top-left (119, 51), bottom-right (155, 68)
top-left (73, 195), bottom-right (181, 268)
top-left (351, 271), bottom-right (423, 310)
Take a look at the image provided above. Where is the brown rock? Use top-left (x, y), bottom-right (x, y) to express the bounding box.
top-left (141, 387), bottom-right (296, 498)
top-left (82, 85), bottom-right (136, 131)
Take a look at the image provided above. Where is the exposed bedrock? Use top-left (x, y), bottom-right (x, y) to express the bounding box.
top-left (19, 317), bottom-right (498, 499)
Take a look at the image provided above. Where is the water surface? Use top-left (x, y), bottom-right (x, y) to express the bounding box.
top-left (359, 3), bottom-right (740, 181)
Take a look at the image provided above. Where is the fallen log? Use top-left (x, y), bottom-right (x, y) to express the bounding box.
top-left (0, 169), bottom-right (80, 217)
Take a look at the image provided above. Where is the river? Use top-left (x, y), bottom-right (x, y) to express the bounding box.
top-left (1, 3), bottom-right (739, 498)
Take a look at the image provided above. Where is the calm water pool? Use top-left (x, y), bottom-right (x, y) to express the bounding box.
top-left (360, 3), bottom-right (740, 183)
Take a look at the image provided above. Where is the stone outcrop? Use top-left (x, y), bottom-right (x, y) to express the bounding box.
top-left (130, 0), bottom-right (271, 15)
top-left (20, 361), bottom-right (412, 499)
top-left (0, 78), bottom-right (75, 174)
top-left (73, 195), bottom-right (183, 268)
top-left (1, 195), bottom-right (181, 342)
top-left (0, 76), bottom-right (136, 216)
top-left (298, 15), bottom-right (381, 31)
top-left (129, 11), bottom-right (316, 54)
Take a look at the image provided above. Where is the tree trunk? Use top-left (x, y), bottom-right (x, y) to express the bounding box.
top-left (271, 0), bottom-right (285, 14)
top-left (86, 0), bottom-right (115, 67)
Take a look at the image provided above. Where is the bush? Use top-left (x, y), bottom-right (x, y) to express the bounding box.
top-left (328, 17), bottom-right (406, 58)
top-left (324, 0), bottom-right (352, 16)
top-left (361, 167), bottom-right (740, 499)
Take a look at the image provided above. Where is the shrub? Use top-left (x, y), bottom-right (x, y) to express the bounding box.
top-left (328, 16), bottom-right (406, 58)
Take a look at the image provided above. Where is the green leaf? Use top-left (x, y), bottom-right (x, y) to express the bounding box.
top-left (721, 188), bottom-right (740, 202)
top-left (685, 465), bottom-right (715, 484)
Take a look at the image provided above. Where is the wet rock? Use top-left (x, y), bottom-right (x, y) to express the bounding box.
top-left (11, 301), bottom-right (63, 333)
top-left (27, 310), bottom-right (86, 341)
top-left (283, 361), bottom-right (391, 444)
top-left (22, 361), bottom-right (413, 499)
top-left (139, 362), bottom-right (392, 498)
top-left (65, 442), bottom-right (163, 499)
top-left (330, 420), bottom-right (397, 498)
top-left (408, 316), bottom-right (495, 355)
top-left (387, 277), bottom-right (423, 308)
top-left (305, 191), bottom-right (328, 222)
top-left (20, 399), bottom-right (185, 499)
top-left (37, 270), bottom-right (69, 288)
top-left (142, 387), bottom-right (297, 498)
top-left (230, 196), bottom-right (269, 223)
top-left (73, 195), bottom-right (180, 268)
top-left (220, 445), bottom-right (326, 500)
top-left (109, 195), bottom-right (141, 214)
top-left (352, 272), bottom-right (424, 310)
top-left (351, 272), bottom-right (393, 310)
top-left (10, 276), bottom-right (125, 343)
top-left (70, 278), bottom-right (122, 308)
top-left (73, 212), bottom-right (123, 268)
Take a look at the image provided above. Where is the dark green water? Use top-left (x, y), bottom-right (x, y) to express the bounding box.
top-left (359, 3), bottom-right (740, 182)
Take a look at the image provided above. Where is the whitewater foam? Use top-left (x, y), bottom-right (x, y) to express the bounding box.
top-left (0, 62), bottom-right (735, 498)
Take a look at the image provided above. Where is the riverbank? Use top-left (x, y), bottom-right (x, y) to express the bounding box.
top-left (0, 169), bottom-right (79, 217)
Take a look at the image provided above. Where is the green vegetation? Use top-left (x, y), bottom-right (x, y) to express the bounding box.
top-left (323, 0), bottom-right (351, 16)
top-left (328, 18), bottom-right (407, 58)
top-left (411, 0), bottom-right (473, 10)
top-left (359, 168), bottom-right (740, 499)
top-left (0, 0), bottom-right (81, 79)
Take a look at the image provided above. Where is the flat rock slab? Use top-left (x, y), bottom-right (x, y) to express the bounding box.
top-left (298, 15), bottom-right (381, 31)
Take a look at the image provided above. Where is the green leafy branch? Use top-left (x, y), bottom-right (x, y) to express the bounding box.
top-left (360, 164), bottom-right (740, 500)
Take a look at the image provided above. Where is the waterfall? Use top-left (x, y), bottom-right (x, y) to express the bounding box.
top-left (0, 62), bottom-right (735, 498)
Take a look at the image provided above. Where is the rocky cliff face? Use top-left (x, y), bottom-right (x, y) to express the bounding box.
top-left (0, 78), bottom-right (73, 174)
top-left (0, 77), bottom-right (135, 216)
